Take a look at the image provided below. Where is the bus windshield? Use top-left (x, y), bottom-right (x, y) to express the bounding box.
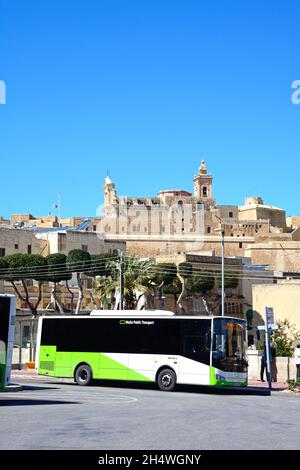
top-left (212, 318), bottom-right (247, 372)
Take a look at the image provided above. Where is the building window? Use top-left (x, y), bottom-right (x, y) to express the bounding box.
top-left (0, 248), bottom-right (5, 257)
top-left (81, 244), bottom-right (88, 252)
top-left (27, 245), bottom-right (32, 254)
top-left (202, 186), bottom-right (208, 197)
top-left (239, 242), bottom-right (243, 248)
top-left (121, 226), bottom-right (125, 232)
top-left (93, 225), bottom-right (97, 231)
top-left (132, 225), bottom-right (136, 232)
top-left (58, 234), bottom-right (67, 252)
top-left (207, 227), bottom-right (211, 234)
top-left (14, 244), bottom-right (19, 250)
top-left (229, 211), bottom-right (233, 218)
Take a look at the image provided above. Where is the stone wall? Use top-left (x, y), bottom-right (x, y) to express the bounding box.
top-left (248, 350), bottom-right (297, 382)
top-left (0, 227), bottom-right (47, 256)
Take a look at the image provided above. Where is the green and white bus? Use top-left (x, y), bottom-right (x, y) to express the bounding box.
top-left (36, 311), bottom-right (248, 391)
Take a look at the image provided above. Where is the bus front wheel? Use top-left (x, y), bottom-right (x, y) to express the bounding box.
top-left (75, 364), bottom-right (92, 386)
top-left (157, 368), bottom-right (176, 392)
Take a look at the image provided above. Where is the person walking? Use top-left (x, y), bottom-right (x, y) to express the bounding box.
top-left (295, 344), bottom-right (300, 380)
top-left (260, 342), bottom-right (272, 382)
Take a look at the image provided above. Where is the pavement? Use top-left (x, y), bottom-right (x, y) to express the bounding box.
top-left (1, 374), bottom-right (299, 450)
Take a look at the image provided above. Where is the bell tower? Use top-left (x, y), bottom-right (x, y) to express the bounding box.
top-left (193, 160), bottom-right (213, 201)
top-left (103, 175), bottom-right (118, 207)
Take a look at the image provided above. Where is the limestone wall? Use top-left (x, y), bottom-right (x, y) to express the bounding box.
top-left (248, 350), bottom-right (297, 382)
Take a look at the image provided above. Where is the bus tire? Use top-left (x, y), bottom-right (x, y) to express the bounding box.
top-left (157, 368), bottom-right (176, 392)
top-left (75, 364), bottom-right (92, 386)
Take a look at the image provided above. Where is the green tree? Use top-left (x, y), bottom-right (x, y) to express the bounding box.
top-left (4, 253), bottom-right (47, 317)
top-left (215, 271), bottom-right (239, 289)
top-left (67, 249), bottom-right (91, 314)
top-left (272, 319), bottom-right (300, 357)
top-left (0, 257), bottom-right (8, 278)
top-left (187, 272), bottom-right (215, 295)
top-left (162, 277), bottom-right (182, 307)
top-left (85, 253), bottom-right (115, 278)
top-left (95, 256), bottom-right (157, 310)
top-left (186, 271), bottom-right (215, 314)
top-left (151, 263), bottom-right (178, 309)
top-left (46, 253), bottom-right (72, 314)
top-left (85, 253), bottom-right (115, 308)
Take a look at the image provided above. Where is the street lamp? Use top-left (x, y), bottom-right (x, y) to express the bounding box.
top-left (214, 215), bottom-right (225, 317)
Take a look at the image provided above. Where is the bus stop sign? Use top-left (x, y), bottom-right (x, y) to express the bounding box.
top-left (266, 307), bottom-right (274, 327)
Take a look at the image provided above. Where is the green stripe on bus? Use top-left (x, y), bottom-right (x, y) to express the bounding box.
top-left (209, 366), bottom-right (218, 385)
top-left (38, 346), bottom-right (153, 382)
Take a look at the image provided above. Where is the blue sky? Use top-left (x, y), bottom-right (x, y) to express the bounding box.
top-left (0, 0), bottom-right (299, 219)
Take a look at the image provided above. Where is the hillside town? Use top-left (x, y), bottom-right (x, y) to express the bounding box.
top-left (1, 1), bottom-right (300, 457)
top-left (1, 162), bottom-right (300, 370)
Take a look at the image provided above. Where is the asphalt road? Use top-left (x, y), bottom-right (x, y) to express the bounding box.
top-left (0, 378), bottom-right (299, 450)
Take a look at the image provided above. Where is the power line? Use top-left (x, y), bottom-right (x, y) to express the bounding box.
top-left (0, 253), bottom-right (299, 282)
top-left (1, 264), bottom-right (293, 283)
top-left (0, 254), bottom-right (120, 274)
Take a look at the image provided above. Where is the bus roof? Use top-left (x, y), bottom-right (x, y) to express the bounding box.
top-left (90, 309), bottom-right (175, 316)
top-left (40, 314), bottom-right (246, 322)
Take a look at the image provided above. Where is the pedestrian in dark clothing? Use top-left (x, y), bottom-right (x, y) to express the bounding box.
top-left (295, 344), bottom-right (300, 381)
top-left (260, 342), bottom-right (272, 382)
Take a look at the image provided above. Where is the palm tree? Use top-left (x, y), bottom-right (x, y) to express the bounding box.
top-left (95, 256), bottom-right (156, 310)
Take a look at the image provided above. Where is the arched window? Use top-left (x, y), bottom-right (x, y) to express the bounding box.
top-left (202, 186), bottom-right (208, 197)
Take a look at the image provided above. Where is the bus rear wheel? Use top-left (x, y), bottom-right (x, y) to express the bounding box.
top-left (157, 368), bottom-right (176, 392)
top-left (75, 364), bottom-right (92, 386)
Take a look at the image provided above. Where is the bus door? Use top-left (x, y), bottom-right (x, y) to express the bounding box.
top-left (178, 320), bottom-right (211, 385)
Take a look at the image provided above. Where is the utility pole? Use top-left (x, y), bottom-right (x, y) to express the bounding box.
top-left (119, 251), bottom-right (124, 310)
top-left (264, 306), bottom-right (273, 393)
top-left (221, 226), bottom-right (225, 317)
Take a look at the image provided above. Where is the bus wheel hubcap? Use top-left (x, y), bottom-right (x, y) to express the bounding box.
top-left (80, 370), bottom-right (88, 381)
top-left (162, 374), bottom-right (172, 387)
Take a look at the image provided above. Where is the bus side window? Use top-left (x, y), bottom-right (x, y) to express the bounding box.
top-left (183, 335), bottom-right (210, 355)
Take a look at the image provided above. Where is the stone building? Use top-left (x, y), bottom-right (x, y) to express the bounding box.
top-left (0, 226), bottom-right (47, 257)
top-left (99, 161), bottom-right (287, 258)
top-left (245, 240), bottom-right (300, 272)
top-left (35, 228), bottom-right (125, 256)
top-left (252, 280), bottom-right (300, 331)
top-left (238, 197), bottom-right (287, 232)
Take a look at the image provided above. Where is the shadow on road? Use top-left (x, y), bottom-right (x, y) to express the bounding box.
top-left (0, 399), bottom-right (79, 407)
top-left (19, 385), bottom-right (61, 392)
top-left (50, 378), bottom-right (270, 396)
